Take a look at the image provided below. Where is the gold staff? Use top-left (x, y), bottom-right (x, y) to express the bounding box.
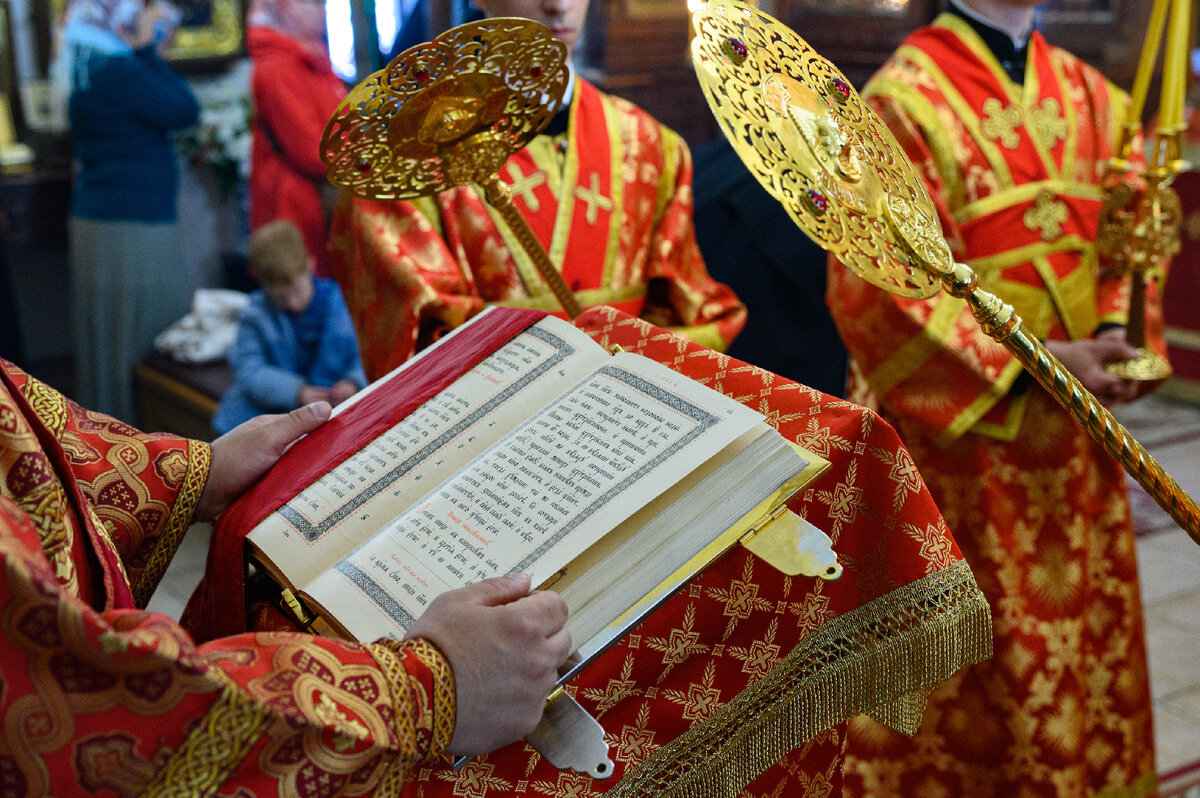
top-left (690, 0), bottom-right (1200, 544)
top-left (1095, 0), bottom-right (1191, 381)
top-left (320, 18), bottom-right (583, 319)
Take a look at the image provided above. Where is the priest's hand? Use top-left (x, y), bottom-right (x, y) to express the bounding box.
top-left (1045, 331), bottom-right (1141, 407)
top-left (195, 402), bottom-right (333, 522)
top-left (405, 573), bottom-right (571, 757)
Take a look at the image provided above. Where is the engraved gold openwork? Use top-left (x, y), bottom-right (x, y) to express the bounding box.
top-left (320, 18), bottom-right (583, 317)
top-left (691, 3), bottom-right (949, 299)
top-left (691, 0), bottom-right (1200, 544)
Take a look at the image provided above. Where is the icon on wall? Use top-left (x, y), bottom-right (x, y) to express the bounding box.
top-left (168, 0), bottom-right (245, 65)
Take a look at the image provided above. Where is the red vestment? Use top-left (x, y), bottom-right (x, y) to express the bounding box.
top-left (248, 26), bottom-right (347, 277)
top-left (0, 360), bottom-right (454, 796)
top-left (192, 306), bottom-right (993, 797)
top-left (828, 15), bottom-right (1160, 797)
top-left (329, 78), bottom-right (747, 380)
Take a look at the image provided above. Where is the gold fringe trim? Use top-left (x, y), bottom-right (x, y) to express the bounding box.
top-left (606, 559), bottom-right (992, 798)
top-left (132, 441), bottom-right (212, 607)
top-left (141, 683), bottom-right (273, 797)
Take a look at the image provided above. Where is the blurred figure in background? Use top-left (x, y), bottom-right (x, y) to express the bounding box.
top-left (60, 0), bottom-right (199, 423)
top-left (213, 219), bottom-right (365, 434)
top-left (246, 0), bottom-right (347, 277)
top-left (692, 136), bottom-right (848, 398)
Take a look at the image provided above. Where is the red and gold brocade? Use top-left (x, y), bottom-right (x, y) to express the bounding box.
top-left (828, 15), bottom-right (1159, 797)
top-left (329, 78), bottom-right (746, 380)
top-left (393, 308), bottom-right (992, 798)
top-left (0, 360), bottom-right (455, 797)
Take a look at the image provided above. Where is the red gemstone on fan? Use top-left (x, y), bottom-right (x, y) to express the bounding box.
top-left (806, 189), bottom-right (828, 214)
top-left (415, 67), bottom-right (429, 83)
top-left (829, 78), bottom-right (851, 101)
top-left (356, 159), bottom-right (371, 173)
top-left (723, 37), bottom-right (748, 64)
top-left (531, 65), bottom-right (543, 78)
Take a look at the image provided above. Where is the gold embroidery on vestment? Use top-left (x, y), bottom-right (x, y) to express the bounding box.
top-left (140, 686), bottom-right (272, 798)
top-left (574, 172), bottom-right (614, 225)
top-left (604, 561), bottom-right (991, 798)
top-left (981, 98), bottom-right (1022, 149)
top-left (1024, 191), bottom-right (1069, 240)
top-left (1030, 97), bottom-right (1067, 149)
top-left (505, 162), bottom-right (546, 212)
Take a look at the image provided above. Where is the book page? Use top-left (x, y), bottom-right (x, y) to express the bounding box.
top-left (248, 316), bottom-right (609, 589)
top-left (303, 353), bottom-right (767, 642)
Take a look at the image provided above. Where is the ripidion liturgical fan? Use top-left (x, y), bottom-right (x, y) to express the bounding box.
top-left (688, 0), bottom-right (1200, 545)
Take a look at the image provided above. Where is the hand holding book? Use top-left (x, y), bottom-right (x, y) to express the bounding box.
top-left (215, 307), bottom-right (839, 775)
top-left (404, 573), bottom-right (572, 757)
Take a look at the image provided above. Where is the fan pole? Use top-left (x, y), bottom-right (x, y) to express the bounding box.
top-left (483, 176), bottom-right (584, 319)
top-left (941, 260), bottom-right (1200, 544)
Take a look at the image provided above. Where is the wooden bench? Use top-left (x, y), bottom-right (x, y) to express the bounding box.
top-left (133, 353), bottom-right (232, 442)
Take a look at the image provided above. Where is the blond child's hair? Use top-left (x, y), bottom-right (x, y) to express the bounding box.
top-left (247, 220), bottom-right (310, 285)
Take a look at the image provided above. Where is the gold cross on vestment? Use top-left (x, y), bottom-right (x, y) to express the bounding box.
top-left (1029, 98), bottom-right (1067, 148)
top-left (1024, 190), bottom-right (1068, 240)
top-left (505, 162), bottom-right (546, 211)
top-left (981, 98), bottom-right (1022, 149)
top-left (574, 172), bottom-right (613, 225)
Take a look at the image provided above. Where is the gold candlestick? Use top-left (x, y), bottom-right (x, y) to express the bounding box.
top-left (319, 17), bottom-right (583, 319)
top-left (1096, 0), bottom-right (1189, 382)
top-left (690, 0), bottom-right (1200, 544)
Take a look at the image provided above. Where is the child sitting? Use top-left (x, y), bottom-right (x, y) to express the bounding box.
top-left (213, 220), bottom-right (366, 434)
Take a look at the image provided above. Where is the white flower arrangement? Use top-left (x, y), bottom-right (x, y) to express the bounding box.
top-left (176, 71), bottom-right (253, 196)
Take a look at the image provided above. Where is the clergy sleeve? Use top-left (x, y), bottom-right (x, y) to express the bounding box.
top-left (0, 520), bottom-right (457, 796)
top-left (640, 129), bottom-right (747, 352)
top-left (330, 193), bottom-right (482, 380)
top-left (1, 364), bottom-right (210, 607)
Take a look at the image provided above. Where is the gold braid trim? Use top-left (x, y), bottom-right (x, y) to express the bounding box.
top-left (668, 322), bottom-right (729, 354)
top-left (131, 441), bottom-right (212, 607)
top-left (491, 283), bottom-right (646, 313)
top-left (141, 682), bottom-right (273, 798)
top-left (606, 559), bottom-right (992, 798)
top-left (370, 638), bottom-right (457, 762)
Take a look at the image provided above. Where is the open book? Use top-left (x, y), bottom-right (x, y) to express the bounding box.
top-left (245, 308), bottom-right (829, 650)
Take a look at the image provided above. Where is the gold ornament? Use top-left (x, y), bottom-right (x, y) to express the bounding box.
top-left (1093, 0), bottom-right (1189, 382)
top-left (691, 0), bottom-right (1200, 544)
top-left (320, 18), bottom-right (583, 317)
top-left (690, 0), bottom-right (950, 299)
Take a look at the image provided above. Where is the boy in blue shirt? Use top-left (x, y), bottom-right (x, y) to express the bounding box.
top-left (214, 220), bottom-right (366, 434)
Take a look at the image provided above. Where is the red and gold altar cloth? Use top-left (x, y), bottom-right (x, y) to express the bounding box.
top-left (0, 360), bottom-right (456, 797)
top-left (395, 306), bottom-right (990, 797)
top-left (328, 77), bottom-right (747, 381)
top-left (827, 14), bottom-right (1161, 797)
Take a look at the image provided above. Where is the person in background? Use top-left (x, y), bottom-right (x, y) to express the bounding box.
top-left (827, 0), bottom-right (1163, 795)
top-left (246, 0), bottom-right (348, 277)
top-left (61, 0), bottom-right (199, 423)
top-left (329, 0), bottom-right (747, 380)
top-left (692, 136), bottom-right (848, 398)
top-left (0, 359), bottom-right (571, 794)
top-left (213, 219), bottom-right (366, 433)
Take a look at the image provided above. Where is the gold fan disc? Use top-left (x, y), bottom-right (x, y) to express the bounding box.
top-left (320, 18), bottom-right (569, 201)
top-left (690, 0), bottom-right (952, 298)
